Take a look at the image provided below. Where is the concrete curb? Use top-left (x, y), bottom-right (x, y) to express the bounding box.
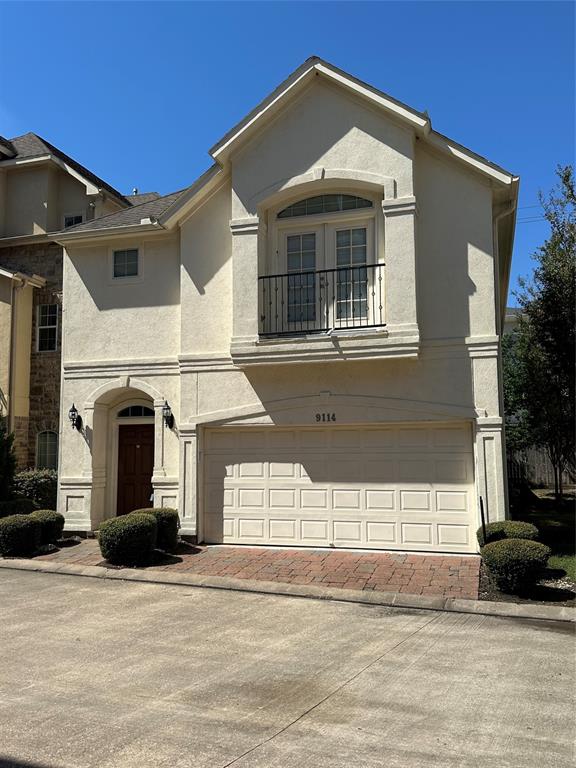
top-left (1, 557), bottom-right (574, 623)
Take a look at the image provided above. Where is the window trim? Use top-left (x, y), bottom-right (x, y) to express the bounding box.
top-left (108, 245), bottom-right (144, 285)
top-left (36, 430), bottom-right (58, 470)
top-left (36, 303), bottom-right (59, 352)
top-left (62, 211), bottom-right (84, 229)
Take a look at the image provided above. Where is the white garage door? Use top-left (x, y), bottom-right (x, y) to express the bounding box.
top-left (203, 423), bottom-right (476, 553)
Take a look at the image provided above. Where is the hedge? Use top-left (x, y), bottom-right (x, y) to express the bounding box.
top-left (476, 520), bottom-right (539, 547)
top-left (130, 507), bottom-right (180, 553)
top-left (98, 513), bottom-right (157, 566)
top-left (0, 515), bottom-right (41, 557)
top-left (481, 539), bottom-right (551, 593)
top-left (0, 497), bottom-right (39, 518)
top-left (31, 509), bottom-right (65, 546)
top-left (14, 469), bottom-right (57, 510)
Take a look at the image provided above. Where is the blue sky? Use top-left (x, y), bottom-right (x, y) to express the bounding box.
top-left (0, 1), bottom-right (573, 304)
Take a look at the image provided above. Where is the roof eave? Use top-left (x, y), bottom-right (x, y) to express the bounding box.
top-left (53, 222), bottom-right (166, 245)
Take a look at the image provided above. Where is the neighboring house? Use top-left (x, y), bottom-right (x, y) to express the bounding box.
top-left (54, 58), bottom-right (518, 553)
top-left (0, 132), bottom-right (158, 469)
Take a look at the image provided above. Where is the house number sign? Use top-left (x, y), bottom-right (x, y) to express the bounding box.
top-left (315, 413), bottom-right (337, 422)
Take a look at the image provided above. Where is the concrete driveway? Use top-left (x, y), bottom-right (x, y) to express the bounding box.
top-left (0, 571), bottom-right (573, 768)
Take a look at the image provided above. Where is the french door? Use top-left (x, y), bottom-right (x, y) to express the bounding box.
top-left (280, 219), bottom-right (374, 331)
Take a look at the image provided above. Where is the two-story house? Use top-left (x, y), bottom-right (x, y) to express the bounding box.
top-left (0, 132), bottom-right (158, 469)
top-left (54, 58), bottom-right (518, 553)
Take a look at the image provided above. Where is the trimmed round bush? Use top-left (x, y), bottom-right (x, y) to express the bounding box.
top-left (0, 514), bottom-right (41, 557)
top-left (98, 513), bottom-right (157, 566)
top-left (0, 497), bottom-right (39, 518)
top-left (31, 509), bottom-right (65, 545)
top-left (481, 539), bottom-right (551, 593)
top-left (476, 520), bottom-right (539, 547)
top-left (130, 508), bottom-right (180, 553)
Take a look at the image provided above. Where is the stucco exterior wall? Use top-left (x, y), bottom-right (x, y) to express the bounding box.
top-left (231, 79), bottom-right (414, 218)
top-left (63, 235), bottom-right (181, 364)
top-left (415, 144), bottom-right (495, 341)
top-left (180, 182), bottom-right (232, 355)
top-left (4, 166), bottom-right (51, 236)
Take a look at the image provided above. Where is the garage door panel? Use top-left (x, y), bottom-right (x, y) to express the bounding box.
top-left (333, 520), bottom-right (363, 543)
top-left (401, 522), bottom-right (433, 546)
top-left (269, 519), bottom-right (297, 540)
top-left (436, 490), bottom-right (468, 512)
top-left (269, 488), bottom-right (296, 509)
top-left (437, 523), bottom-right (469, 546)
top-left (332, 488), bottom-right (362, 510)
top-left (365, 489), bottom-right (395, 510)
top-left (203, 423), bottom-right (475, 553)
top-left (400, 490), bottom-right (431, 511)
top-left (435, 458), bottom-right (469, 483)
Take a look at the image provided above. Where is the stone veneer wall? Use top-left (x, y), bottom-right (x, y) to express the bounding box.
top-left (0, 241), bottom-right (62, 468)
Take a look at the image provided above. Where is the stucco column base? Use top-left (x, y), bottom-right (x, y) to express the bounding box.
top-left (475, 418), bottom-right (507, 524)
top-left (179, 428), bottom-right (198, 536)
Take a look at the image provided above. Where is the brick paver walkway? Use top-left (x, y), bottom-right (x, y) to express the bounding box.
top-left (32, 539), bottom-right (480, 599)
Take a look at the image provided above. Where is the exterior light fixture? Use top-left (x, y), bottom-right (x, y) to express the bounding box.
top-left (68, 403), bottom-right (82, 430)
top-left (162, 400), bottom-right (174, 429)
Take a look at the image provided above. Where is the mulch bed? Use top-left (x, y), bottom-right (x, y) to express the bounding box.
top-left (478, 563), bottom-right (576, 608)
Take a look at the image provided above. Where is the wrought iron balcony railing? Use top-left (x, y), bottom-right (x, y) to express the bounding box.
top-left (258, 263), bottom-right (385, 337)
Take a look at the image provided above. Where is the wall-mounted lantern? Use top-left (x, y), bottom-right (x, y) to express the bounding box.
top-left (68, 403), bottom-right (82, 430)
top-left (162, 400), bottom-right (174, 429)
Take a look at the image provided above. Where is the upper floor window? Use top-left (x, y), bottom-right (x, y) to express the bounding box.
top-left (278, 194), bottom-right (372, 219)
top-left (36, 430), bottom-right (58, 470)
top-left (63, 213), bottom-right (83, 228)
top-left (113, 248), bottom-right (139, 279)
top-left (37, 304), bottom-right (58, 352)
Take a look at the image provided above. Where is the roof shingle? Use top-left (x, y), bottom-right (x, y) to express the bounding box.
top-left (60, 188), bottom-right (189, 233)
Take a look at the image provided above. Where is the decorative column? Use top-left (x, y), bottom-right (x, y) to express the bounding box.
top-left (230, 216), bottom-right (260, 348)
top-left (178, 426), bottom-right (198, 537)
top-left (381, 197), bottom-right (419, 343)
top-left (475, 417), bottom-right (507, 524)
top-left (152, 398), bottom-right (167, 478)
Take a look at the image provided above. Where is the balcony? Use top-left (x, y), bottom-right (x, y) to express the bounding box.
top-left (258, 263), bottom-right (386, 337)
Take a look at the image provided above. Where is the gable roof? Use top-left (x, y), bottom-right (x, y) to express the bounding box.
top-left (60, 188), bottom-right (189, 234)
top-left (55, 57), bottom-right (518, 243)
top-left (209, 56), bottom-right (517, 186)
top-left (0, 132), bottom-right (129, 207)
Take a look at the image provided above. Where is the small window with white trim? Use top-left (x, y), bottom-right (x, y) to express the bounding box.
top-left (63, 213), bottom-right (83, 228)
top-left (37, 304), bottom-right (58, 351)
top-left (36, 430), bottom-right (58, 470)
top-left (113, 248), bottom-right (139, 279)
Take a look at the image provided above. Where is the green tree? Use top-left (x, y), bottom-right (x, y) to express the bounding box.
top-left (506, 165), bottom-right (575, 498)
top-left (0, 417), bottom-right (16, 501)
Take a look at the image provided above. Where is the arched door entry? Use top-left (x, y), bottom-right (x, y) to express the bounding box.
top-left (116, 423), bottom-right (154, 516)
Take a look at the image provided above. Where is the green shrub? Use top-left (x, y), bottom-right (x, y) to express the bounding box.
top-left (476, 520), bottom-right (539, 547)
top-left (130, 507), bottom-right (180, 552)
top-left (0, 515), bottom-right (41, 557)
top-left (30, 509), bottom-right (65, 545)
top-left (481, 539), bottom-right (551, 593)
top-left (98, 514), bottom-right (157, 566)
top-left (0, 418), bottom-right (16, 500)
top-left (14, 469), bottom-right (57, 510)
top-left (0, 497), bottom-right (39, 518)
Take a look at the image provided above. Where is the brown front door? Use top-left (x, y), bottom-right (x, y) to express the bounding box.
top-left (117, 424), bottom-right (154, 516)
